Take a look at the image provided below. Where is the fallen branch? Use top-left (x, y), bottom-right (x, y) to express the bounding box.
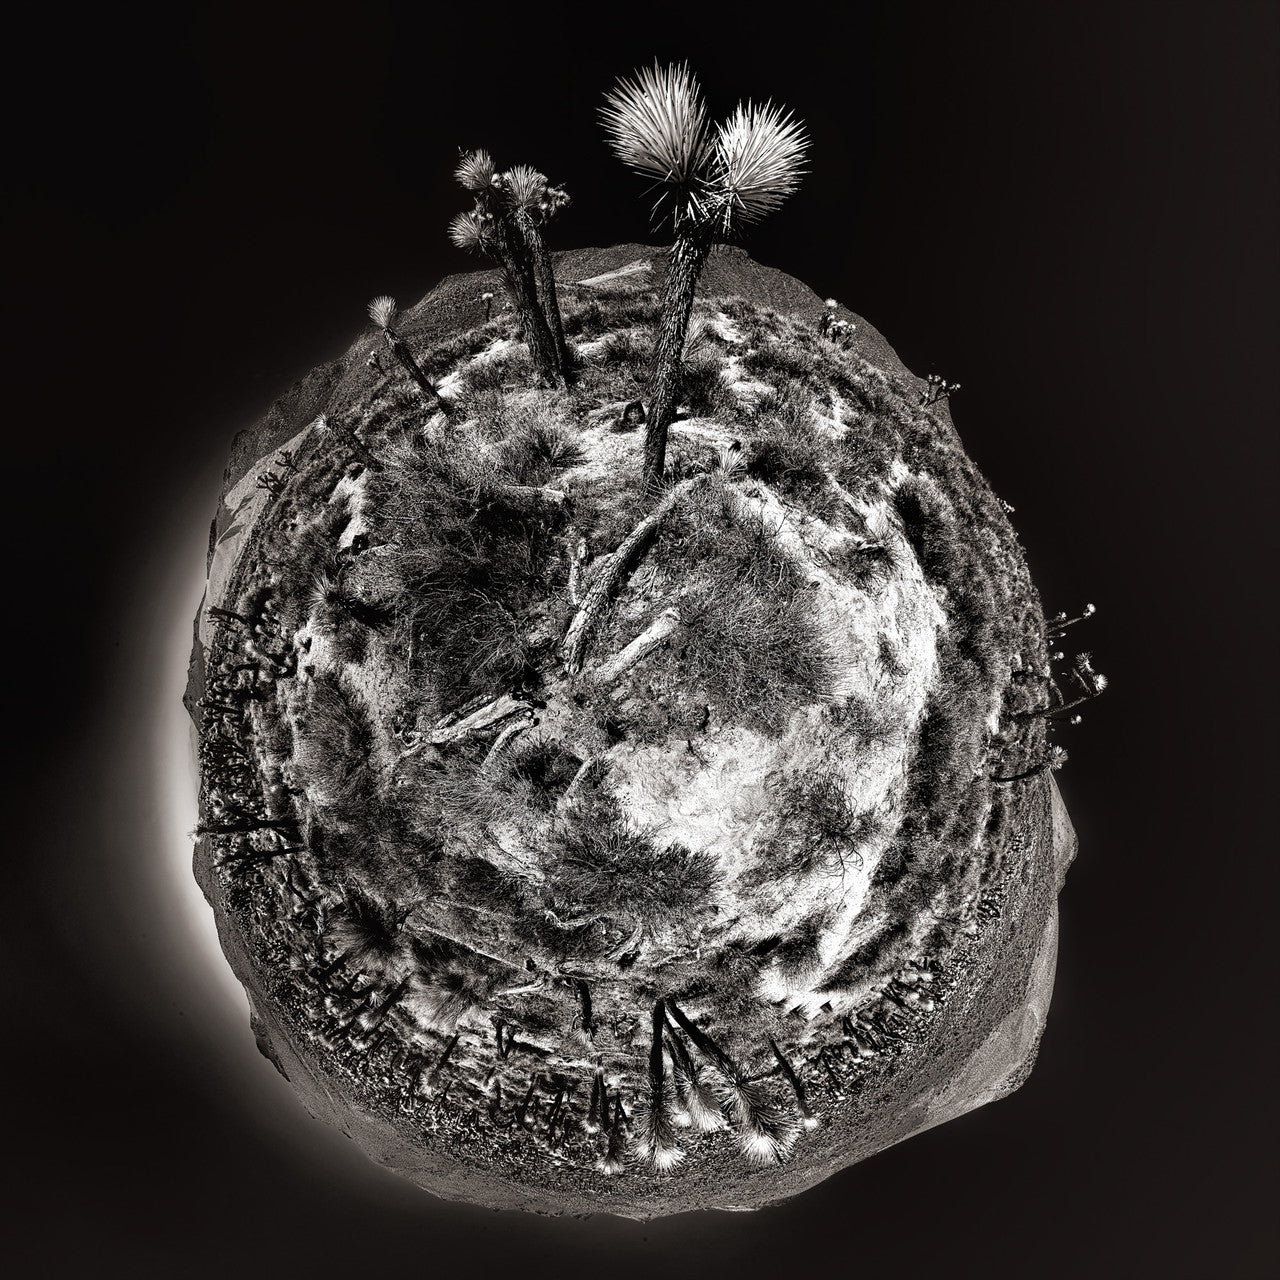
top-left (430, 692), bottom-right (535, 746)
top-left (494, 483), bottom-right (568, 510)
top-left (561, 474), bottom-right (707, 673)
top-left (592, 608), bottom-right (680, 684)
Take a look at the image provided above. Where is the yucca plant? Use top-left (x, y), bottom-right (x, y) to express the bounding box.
top-left (665, 997), bottom-right (803, 1164)
top-left (450, 150), bottom-right (562, 387)
top-left (634, 1000), bottom-right (685, 1170)
top-left (601, 62), bottom-right (809, 485)
top-left (500, 164), bottom-right (574, 382)
top-left (366, 296), bottom-right (446, 412)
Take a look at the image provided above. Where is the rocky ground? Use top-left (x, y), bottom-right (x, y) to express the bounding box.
top-left (187, 244), bottom-right (1077, 1216)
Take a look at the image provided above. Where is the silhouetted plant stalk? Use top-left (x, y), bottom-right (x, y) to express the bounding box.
top-left (601, 62), bottom-right (809, 486)
top-left (598, 1089), bottom-right (628, 1175)
top-left (768, 1036), bottom-right (818, 1130)
top-left (1047, 602), bottom-right (1096, 640)
top-left (585, 1068), bottom-right (607, 1134)
top-left (919, 373), bottom-right (960, 406)
top-left (993, 743), bottom-right (1069, 784)
top-left (636, 1001), bottom-right (684, 1170)
top-left (366, 296), bottom-right (447, 412)
top-left (665, 998), bottom-right (802, 1164)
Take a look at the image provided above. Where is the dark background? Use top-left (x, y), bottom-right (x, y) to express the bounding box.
top-left (2, 1), bottom-right (1276, 1275)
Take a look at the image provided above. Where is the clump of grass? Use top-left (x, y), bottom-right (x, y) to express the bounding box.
top-left (679, 349), bottom-right (736, 420)
top-left (366, 433), bottom-right (566, 704)
top-left (491, 404), bottom-right (583, 484)
top-left (760, 769), bottom-right (881, 877)
top-left (402, 937), bottom-right (494, 1031)
top-left (744, 386), bottom-right (840, 521)
top-left (542, 791), bottom-right (719, 938)
top-left (740, 335), bottom-right (818, 388)
top-left (595, 326), bottom-right (654, 368)
top-left (455, 344), bottom-right (534, 406)
top-left (562, 287), bottom-right (663, 339)
top-left (652, 482), bottom-right (833, 732)
top-left (817, 916), bottom-right (914, 995)
top-left (831, 537), bottom-right (899, 592)
top-left (290, 673), bottom-right (378, 821)
top-left (324, 891), bottom-right (409, 979)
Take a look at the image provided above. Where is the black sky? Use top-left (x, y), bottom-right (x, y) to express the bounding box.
top-left (2, 1), bottom-right (1276, 1276)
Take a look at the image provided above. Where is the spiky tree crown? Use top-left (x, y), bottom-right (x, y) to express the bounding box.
top-left (502, 164), bottom-right (549, 210)
top-left (367, 295), bottom-right (398, 330)
top-left (455, 148), bottom-right (500, 195)
top-left (447, 210), bottom-right (490, 255)
top-left (601, 61), bottom-right (809, 233)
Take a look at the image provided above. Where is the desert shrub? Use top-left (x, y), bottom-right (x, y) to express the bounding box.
top-left (325, 891), bottom-right (409, 977)
top-left (893, 475), bottom-right (955, 584)
top-left (367, 434), bottom-right (566, 704)
top-left (832, 419), bottom-right (897, 494)
top-left (291, 673), bottom-right (379, 822)
top-left (832, 538), bottom-right (899, 592)
top-left (488, 397), bottom-right (583, 483)
top-left (895, 473), bottom-right (1004, 682)
top-left (818, 918), bottom-right (913, 994)
top-left (422, 319), bottom-right (510, 373)
top-left (596, 326), bottom-right (653, 368)
top-left (403, 936), bottom-right (495, 1030)
top-left (745, 394), bottom-right (840, 521)
top-left (542, 791), bottom-right (719, 937)
top-left (759, 770), bottom-right (881, 878)
top-left (653, 484), bottom-right (833, 732)
top-left (456, 345), bottom-right (534, 402)
top-left (680, 349), bottom-right (736, 420)
top-left (562, 289), bottom-right (662, 338)
top-left (506, 737), bottom-right (583, 808)
top-left (740, 336), bottom-right (818, 387)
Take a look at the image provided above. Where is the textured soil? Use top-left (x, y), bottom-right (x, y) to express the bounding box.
top-left (188, 244), bottom-right (1076, 1216)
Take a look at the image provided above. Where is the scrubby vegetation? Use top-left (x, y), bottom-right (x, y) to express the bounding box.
top-left (193, 63), bottom-right (1101, 1200)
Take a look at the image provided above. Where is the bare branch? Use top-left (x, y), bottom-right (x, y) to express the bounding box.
top-left (561, 474), bottom-right (707, 673)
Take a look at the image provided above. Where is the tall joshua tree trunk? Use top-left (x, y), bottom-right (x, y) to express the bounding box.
top-left (643, 220), bottom-right (715, 485)
top-left (383, 327), bottom-right (446, 412)
top-left (490, 214), bottom-right (561, 388)
top-left (512, 208), bottom-right (572, 383)
top-left (367, 297), bottom-right (446, 414)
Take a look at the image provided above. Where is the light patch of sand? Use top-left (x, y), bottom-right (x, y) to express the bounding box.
top-left (573, 258), bottom-right (653, 288)
top-left (330, 468), bottom-right (369, 550)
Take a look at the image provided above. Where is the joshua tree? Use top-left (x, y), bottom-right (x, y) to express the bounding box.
top-left (920, 372), bottom-right (960, 406)
top-left (366, 296), bottom-right (447, 412)
top-left (601, 62), bottom-right (809, 486)
top-left (449, 150), bottom-right (562, 387)
top-left (499, 165), bottom-right (574, 382)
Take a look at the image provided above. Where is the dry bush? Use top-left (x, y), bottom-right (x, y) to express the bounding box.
top-left (366, 433), bottom-right (566, 704)
top-left (744, 386), bottom-right (841, 521)
top-left (542, 792), bottom-right (719, 936)
top-left (760, 769), bottom-right (882, 878)
top-left (325, 891), bottom-right (411, 979)
top-left (291, 673), bottom-right (377, 818)
top-left (562, 288), bottom-right (662, 338)
top-left (831, 537), bottom-right (900, 593)
top-left (653, 483), bottom-right (833, 732)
